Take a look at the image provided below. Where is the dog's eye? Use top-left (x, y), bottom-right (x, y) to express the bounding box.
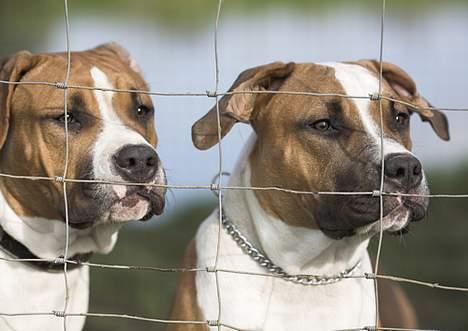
top-left (56, 113), bottom-right (76, 124)
top-left (136, 105), bottom-right (153, 117)
top-left (311, 119), bottom-right (332, 132)
top-left (395, 112), bottom-right (409, 127)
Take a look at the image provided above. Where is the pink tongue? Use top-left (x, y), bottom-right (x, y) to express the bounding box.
top-left (121, 195), bottom-right (140, 208)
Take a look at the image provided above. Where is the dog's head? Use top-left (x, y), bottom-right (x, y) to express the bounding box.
top-left (0, 43), bottom-right (166, 229)
top-left (192, 61), bottom-right (449, 239)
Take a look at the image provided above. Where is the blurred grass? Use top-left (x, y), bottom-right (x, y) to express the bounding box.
top-left (1, 0), bottom-right (468, 56)
top-left (85, 163), bottom-right (468, 331)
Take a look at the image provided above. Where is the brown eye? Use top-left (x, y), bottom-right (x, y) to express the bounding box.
top-left (312, 119), bottom-right (331, 132)
top-left (395, 112), bottom-right (409, 127)
top-left (136, 105), bottom-right (153, 117)
top-left (56, 113), bottom-right (76, 124)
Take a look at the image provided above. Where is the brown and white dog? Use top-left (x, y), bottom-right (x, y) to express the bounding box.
top-left (0, 43), bottom-right (166, 331)
top-left (169, 61), bottom-right (449, 330)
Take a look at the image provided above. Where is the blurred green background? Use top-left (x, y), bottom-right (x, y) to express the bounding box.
top-left (87, 165), bottom-right (468, 331)
top-left (1, 0), bottom-right (468, 330)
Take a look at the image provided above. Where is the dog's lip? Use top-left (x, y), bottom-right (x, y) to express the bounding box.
top-left (137, 190), bottom-right (165, 216)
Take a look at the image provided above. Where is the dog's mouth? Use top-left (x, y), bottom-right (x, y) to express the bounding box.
top-left (356, 196), bottom-right (427, 235)
top-left (66, 181), bottom-right (165, 229)
top-left (108, 185), bottom-right (166, 223)
top-left (317, 192), bottom-right (428, 239)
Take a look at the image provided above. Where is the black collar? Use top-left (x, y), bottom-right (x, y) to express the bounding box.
top-left (0, 226), bottom-right (92, 272)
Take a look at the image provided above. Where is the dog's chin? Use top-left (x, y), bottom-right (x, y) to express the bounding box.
top-left (356, 200), bottom-right (426, 236)
top-left (106, 189), bottom-right (165, 224)
top-left (108, 194), bottom-right (151, 223)
top-left (356, 205), bottom-right (410, 235)
top-left (69, 183), bottom-right (165, 228)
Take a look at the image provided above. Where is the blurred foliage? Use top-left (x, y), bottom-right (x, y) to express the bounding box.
top-left (85, 163), bottom-right (468, 331)
top-left (1, 0), bottom-right (468, 57)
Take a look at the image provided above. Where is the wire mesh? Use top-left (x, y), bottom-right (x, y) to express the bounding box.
top-left (0, 0), bottom-right (465, 330)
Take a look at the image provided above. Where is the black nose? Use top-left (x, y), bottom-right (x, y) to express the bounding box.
top-left (113, 144), bottom-right (159, 182)
top-left (384, 153), bottom-right (423, 189)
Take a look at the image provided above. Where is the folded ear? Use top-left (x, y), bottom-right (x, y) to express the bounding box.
top-left (358, 60), bottom-right (449, 141)
top-left (0, 51), bottom-right (35, 151)
top-left (192, 62), bottom-right (295, 150)
top-left (92, 42), bottom-right (142, 74)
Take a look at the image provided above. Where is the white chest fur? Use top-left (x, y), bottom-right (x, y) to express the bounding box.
top-left (0, 250), bottom-right (89, 331)
top-left (195, 213), bottom-right (375, 331)
top-left (195, 135), bottom-right (376, 330)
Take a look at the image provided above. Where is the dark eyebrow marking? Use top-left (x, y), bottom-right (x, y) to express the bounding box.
top-left (130, 88), bottom-right (140, 108)
top-left (326, 100), bottom-right (343, 113)
top-left (70, 93), bottom-right (86, 113)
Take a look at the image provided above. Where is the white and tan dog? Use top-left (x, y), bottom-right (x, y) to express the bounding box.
top-left (170, 61), bottom-right (449, 330)
top-left (0, 43), bottom-right (166, 331)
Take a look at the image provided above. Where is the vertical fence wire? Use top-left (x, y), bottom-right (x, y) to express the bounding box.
top-left (61, 0), bottom-right (72, 329)
top-left (374, 0), bottom-right (387, 327)
top-left (0, 0), bottom-right (466, 330)
top-left (213, 0), bottom-right (225, 330)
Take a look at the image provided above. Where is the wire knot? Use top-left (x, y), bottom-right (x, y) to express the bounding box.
top-left (206, 90), bottom-right (217, 97)
top-left (54, 176), bottom-right (65, 183)
top-left (53, 310), bottom-right (66, 317)
top-left (369, 92), bottom-right (381, 101)
top-left (210, 183), bottom-right (219, 192)
top-left (206, 320), bottom-right (219, 327)
top-left (206, 266), bottom-right (217, 273)
top-left (55, 81), bottom-right (68, 89)
top-left (364, 272), bottom-right (375, 280)
top-left (54, 257), bottom-right (66, 265)
top-left (364, 326), bottom-right (377, 331)
top-left (372, 190), bottom-right (381, 197)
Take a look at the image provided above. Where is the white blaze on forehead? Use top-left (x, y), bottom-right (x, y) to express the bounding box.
top-left (90, 67), bottom-right (119, 125)
top-left (320, 62), bottom-right (410, 157)
top-left (90, 66), bottom-right (157, 185)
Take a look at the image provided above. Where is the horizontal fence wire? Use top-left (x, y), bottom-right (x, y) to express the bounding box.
top-left (1, 172), bottom-right (468, 198)
top-left (0, 0), bottom-right (466, 330)
top-left (0, 255), bottom-right (467, 293)
top-left (1, 78), bottom-right (468, 112)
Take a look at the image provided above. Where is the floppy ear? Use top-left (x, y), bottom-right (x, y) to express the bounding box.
top-left (358, 60), bottom-right (449, 141)
top-left (92, 42), bottom-right (142, 74)
top-left (0, 51), bottom-right (35, 151)
top-left (192, 62), bottom-right (295, 150)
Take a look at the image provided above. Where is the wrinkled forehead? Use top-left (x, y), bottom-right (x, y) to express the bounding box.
top-left (272, 62), bottom-right (388, 124)
top-left (320, 62), bottom-right (380, 97)
top-left (15, 51), bottom-right (152, 112)
top-left (264, 63), bottom-right (382, 122)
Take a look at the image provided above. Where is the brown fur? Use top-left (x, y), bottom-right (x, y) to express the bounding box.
top-left (0, 43), bottom-right (157, 221)
top-left (189, 60), bottom-right (449, 328)
top-left (168, 240), bottom-right (208, 331)
top-left (379, 278), bottom-right (419, 328)
top-left (192, 62), bottom-right (444, 230)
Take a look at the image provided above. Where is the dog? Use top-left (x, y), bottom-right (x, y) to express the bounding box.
top-left (169, 60), bottom-right (449, 330)
top-left (0, 43), bottom-right (166, 331)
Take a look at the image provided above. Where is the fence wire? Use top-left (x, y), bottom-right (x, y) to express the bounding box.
top-left (0, 0), bottom-right (466, 330)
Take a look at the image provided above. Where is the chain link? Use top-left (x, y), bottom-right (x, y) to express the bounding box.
top-left (221, 209), bottom-right (361, 286)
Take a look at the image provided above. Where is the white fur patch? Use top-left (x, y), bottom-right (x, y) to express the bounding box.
top-left (90, 67), bottom-right (153, 187)
top-left (90, 67), bottom-right (164, 221)
top-left (195, 134), bottom-right (376, 330)
top-left (322, 62), bottom-right (411, 159)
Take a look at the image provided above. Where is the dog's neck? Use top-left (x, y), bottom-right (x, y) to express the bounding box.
top-left (0, 189), bottom-right (120, 260)
top-left (222, 134), bottom-right (371, 276)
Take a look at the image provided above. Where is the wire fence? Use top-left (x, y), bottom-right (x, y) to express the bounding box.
top-left (0, 0), bottom-right (467, 330)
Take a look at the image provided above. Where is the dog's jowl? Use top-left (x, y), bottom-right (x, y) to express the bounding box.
top-left (0, 43), bottom-right (166, 331)
top-left (169, 61), bottom-right (449, 330)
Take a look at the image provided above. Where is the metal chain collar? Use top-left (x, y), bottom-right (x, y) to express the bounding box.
top-left (221, 209), bottom-right (361, 286)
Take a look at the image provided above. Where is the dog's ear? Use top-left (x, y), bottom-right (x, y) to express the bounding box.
top-left (92, 42), bottom-right (142, 74)
top-left (0, 51), bottom-right (35, 151)
top-left (192, 62), bottom-right (295, 150)
top-left (358, 60), bottom-right (449, 141)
